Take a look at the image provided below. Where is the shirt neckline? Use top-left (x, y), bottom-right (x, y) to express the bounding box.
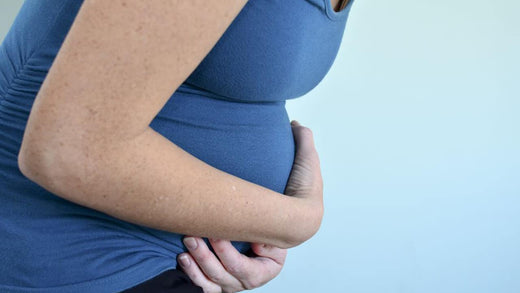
top-left (323, 0), bottom-right (354, 21)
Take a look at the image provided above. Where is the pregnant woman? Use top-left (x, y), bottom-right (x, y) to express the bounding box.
top-left (0, 0), bottom-right (354, 292)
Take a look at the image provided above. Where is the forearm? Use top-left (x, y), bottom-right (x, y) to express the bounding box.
top-left (19, 126), bottom-right (317, 248)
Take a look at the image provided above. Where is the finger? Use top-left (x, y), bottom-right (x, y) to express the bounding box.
top-left (208, 239), bottom-right (250, 279)
top-left (210, 239), bottom-right (282, 289)
top-left (290, 121), bottom-right (320, 166)
top-left (250, 243), bottom-right (287, 266)
top-left (291, 120), bottom-right (314, 145)
top-left (178, 253), bottom-right (222, 293)
top-left (183, 237), bottom-right (243, 289)
top-left (285, 121), bottom-right (322, 198)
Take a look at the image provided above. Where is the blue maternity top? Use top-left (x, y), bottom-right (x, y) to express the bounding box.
top-left (0, 0), bottom-right (354, 292)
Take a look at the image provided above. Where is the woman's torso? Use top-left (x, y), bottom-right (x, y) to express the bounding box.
top-left (0, 0), bottom-right (354, 292)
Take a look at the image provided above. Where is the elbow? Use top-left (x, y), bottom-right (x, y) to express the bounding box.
top-left (18, 141), bottom-right (53, 186)
top-left (17, 138), bottom-right (84, 202)
top-left (278, 224), bottom-right (322, 249)
top-left (277, 205), bottom-right (324, 249)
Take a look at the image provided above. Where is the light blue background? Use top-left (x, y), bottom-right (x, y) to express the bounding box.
top-left (1, 1), bottom-right (519, 292)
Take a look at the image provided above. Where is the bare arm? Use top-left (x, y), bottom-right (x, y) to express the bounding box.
top-left (17, 0), bottom-right (322, 248)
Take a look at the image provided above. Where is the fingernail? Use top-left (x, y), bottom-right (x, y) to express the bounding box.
top-left (291, 120), bottom-right (300, 126)
top-left (183, 237), bottom-right (198, 250)
top-left (179, 254), bottom-right (190, 267)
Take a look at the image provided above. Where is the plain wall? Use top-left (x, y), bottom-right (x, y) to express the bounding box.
top-left (1, 1), bottom-right (518, 292)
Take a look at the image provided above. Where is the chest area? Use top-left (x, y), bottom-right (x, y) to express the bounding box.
top-left (185, 0), bottom-right (353, 102)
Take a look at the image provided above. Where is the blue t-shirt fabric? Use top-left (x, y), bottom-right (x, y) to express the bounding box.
top-left (0, 0), bottom-right (354, 292)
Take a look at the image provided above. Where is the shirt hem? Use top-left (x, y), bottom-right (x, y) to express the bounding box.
top-left (0, 258), bottom-right (177, 293)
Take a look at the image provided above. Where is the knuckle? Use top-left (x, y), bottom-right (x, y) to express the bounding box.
top-left (237, 271), bottom-right (259, 289)
top-left (221, 284), bottom-right (240, 293)
top-left (195, 249), bottom-right (213, 264)
top-left (250, 243), bottom-right (264, 256)
top-left (224, 258), bottom-right (244, 276)
top-left (225, 263), bottom-right (240, 275)
top-left (206, 271), bottom-right (223, 284)
top-left (212, 244), bottom-right (228, 257)
top-left (243, 277), bottom-right (262, 290)
top-left (198, 246), bottom-right (211, 257)
top-left (212, 243), bottom-right (224, 254)
top-left (201, 282), bottom-right (223, 293)
top-left (208, 287), bottom-right (222, 293)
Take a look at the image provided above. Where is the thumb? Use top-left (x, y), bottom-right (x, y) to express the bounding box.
top-left (250, 243), bottom-right (287, 266)
top-left (291, 120), bottom-right (319, 167)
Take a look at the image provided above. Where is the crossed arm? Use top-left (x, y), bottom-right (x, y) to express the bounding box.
top-left (180, 237), bottom-right (288, 292)
top-left (19, 0), bottom-right (323, 248)
top-left (178, 120), bottom-right (319, 292)
top-left (17, 0), bottom-right (324, 290)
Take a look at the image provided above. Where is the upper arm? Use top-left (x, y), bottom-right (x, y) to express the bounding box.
top-left (18, 0), bottom-right (247, 172)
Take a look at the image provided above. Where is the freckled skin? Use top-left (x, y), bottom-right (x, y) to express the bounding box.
top-left (18, 0), bottom-right (324, 249)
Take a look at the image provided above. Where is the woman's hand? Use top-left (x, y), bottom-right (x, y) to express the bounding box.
top-left (178, 237), bottom-right (287, 293)
top-left (175, 121), bottom-right (322, 292)
top-left (285, 120), bottom-right (325, 237)
top-left (285, 120), bottom-right (323, 200)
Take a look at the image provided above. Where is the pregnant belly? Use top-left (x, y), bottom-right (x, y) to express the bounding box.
top-left (147, 83), bottom-right (296, 253)
top-left (150, 83), bottom-right (295, 194)
top-left (0, 83), bottom-right (295, 289)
